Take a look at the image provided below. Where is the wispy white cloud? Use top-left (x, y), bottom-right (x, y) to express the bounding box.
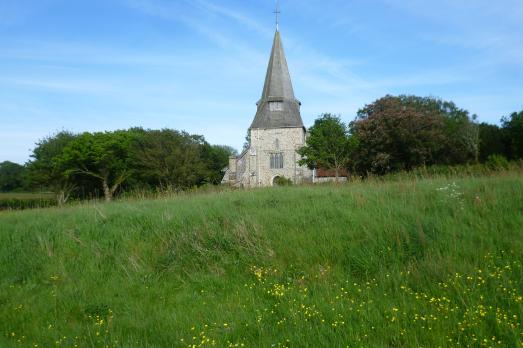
top-left (122, 0), bottom-right (234, 48)
top-left (2, 0), bottom-right (522, 162)
top-left (382, 0), bottom-right (523, 68)
top-left (191, 0), bottom-right (273, 37)
top-left (120, 1), bottom-right (371, 97)
top-left (120, 0), bottom-right (521, 119)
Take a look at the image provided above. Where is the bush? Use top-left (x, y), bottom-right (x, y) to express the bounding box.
top-left (273, 176), bottom-right (293, 186)
top-left (485, 154), bottom-right (510, 171)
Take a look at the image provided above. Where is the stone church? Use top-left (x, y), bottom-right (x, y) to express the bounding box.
top-left (222, 28), bottom-right (313, 187)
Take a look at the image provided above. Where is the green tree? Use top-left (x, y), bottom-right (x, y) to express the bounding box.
top-left (350, 95), bottom-right (478, 175)
top-left (478, 123), bottom-right (507, 162)
top-left (59, 130), bottom-right (138, 201)
top-left (25, 128), bottom-right (240, 202)
top-left (26, 131), bottom-right (78, 204)
top-left (0, 161), bottom-right (26, 192)
top-left (298, 114), bottom-right (356, 181)
top-left (243, 131), bottom-right (251, 152)
top-left (351, 96), bottom-right (445, 175)
top-left (130, 129), bottom-right (212, 190)
top-left (392, 96), bottom-right (478, 164)
top-left (201, 145), bottom-right (237, 185)
top-left (502, 110), bottom-right (523, 160)
top-left (437, 100), bottom-right (479, 163)
top-left (131, 130), bottom-right (237, 189)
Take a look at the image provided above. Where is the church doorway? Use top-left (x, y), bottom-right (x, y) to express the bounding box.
top-left (271, 176), bottom-right (282, 186)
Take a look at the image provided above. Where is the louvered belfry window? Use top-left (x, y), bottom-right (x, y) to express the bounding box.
top-left (269, 101), bottom-right (283, 111)
top-left (270, 153), bottom-right (284, 169)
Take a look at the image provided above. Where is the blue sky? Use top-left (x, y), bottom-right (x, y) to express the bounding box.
top-left (1, 0), bottom-right (522, 164)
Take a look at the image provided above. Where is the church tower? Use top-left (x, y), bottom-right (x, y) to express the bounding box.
top-left (223, 13), bottom-right (312, 187)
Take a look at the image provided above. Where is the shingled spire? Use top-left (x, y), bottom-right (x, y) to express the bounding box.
top-left (250, 30), bottom-right (304, 129)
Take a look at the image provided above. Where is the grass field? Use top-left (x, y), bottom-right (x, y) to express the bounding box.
top-left (0, 174), bottom-right (522, 347)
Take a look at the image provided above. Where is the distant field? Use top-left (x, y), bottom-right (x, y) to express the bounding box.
top-left (0, 174), bottom-right (522, 347)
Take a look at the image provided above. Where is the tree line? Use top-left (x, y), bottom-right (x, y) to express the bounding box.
top-left (1, 94), bottom-right (522, 198)
top-left (1, 128), bottom-right (235, 202)
top-left (299, 95), bottom-right (523, 178)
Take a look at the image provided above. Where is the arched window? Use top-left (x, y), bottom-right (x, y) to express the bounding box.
top-left (270, 153), bottom-right (284, 169)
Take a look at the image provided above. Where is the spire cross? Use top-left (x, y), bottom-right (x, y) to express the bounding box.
top-left (274, 0), bottom-right (281, 31)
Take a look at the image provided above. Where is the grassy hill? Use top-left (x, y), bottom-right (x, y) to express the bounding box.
top-left (0, 174), bottom-right (522, 347)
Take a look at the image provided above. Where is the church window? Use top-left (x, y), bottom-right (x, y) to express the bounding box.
top-left (269, 101), bottom-right (283, 111)
top-left (270, 153), bottom-right (284, 169)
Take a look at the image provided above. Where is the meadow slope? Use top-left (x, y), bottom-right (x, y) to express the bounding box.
top-left (0, 175), bottom-right (522, 347)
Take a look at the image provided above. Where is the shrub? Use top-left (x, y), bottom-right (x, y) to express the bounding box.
top-left (273, 176), bottom-right (293, 186)
top-left (485, 154), bottom-right (510, 171)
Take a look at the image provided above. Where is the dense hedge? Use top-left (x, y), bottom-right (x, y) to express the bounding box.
top-left (0, 196), bottom-right (57, 211)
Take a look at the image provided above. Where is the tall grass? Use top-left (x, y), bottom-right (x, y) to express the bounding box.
top-left (0, 174), bottom-right (522, 347)
top-left (377, 160), bottom-right (523, 182)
